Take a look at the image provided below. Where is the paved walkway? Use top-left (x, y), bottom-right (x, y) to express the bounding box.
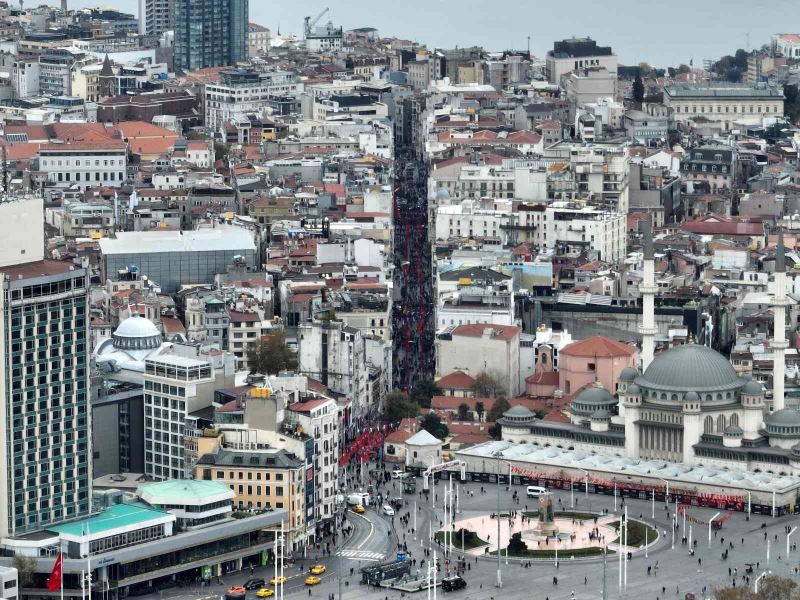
top-left (448, 512), bottom-right (644, 556)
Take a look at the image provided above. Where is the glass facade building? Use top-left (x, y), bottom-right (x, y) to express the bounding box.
top-left (174, 0), bottom-right (249, 72)
top-left (0, 260), bottom-right (91, 537)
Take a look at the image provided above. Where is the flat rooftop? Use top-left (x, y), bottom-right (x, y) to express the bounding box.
top-left (665, 84), bottom-right (784, 98)
top-left (458, 440), bottom-right (800, 494)
top-left (48, 502), bottom-right (171, 537)
top-left (99, 225), bottom-right (256, 255)
top-left (0, 259), bottom-right (80, 280)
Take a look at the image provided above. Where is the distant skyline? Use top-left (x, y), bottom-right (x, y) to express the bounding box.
top-left (78, 0), bottom-right (800, 68)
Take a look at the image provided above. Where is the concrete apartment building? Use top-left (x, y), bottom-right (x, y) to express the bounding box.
top-left (436, 323), bottom-right (522, 397)
top-left (546, 37), bottom-right (617, 84)
top-left (38, 139), bottom-right (128, 191)
top-left (205, 69), bottom-right (299, 133)
top-left (195, 448), bottom-right (305, 536)
top-left (139, 0), bottom-right (173, 35)
top-left (664, 83), bottom-right (784, 130)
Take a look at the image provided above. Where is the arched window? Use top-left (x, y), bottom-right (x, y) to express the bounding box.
top-left (704, 415), bottom-right (713, 433)
top-left (716, 414), bottom-right (726, 432)
top-left (730, 413), bottom-right (739, 427)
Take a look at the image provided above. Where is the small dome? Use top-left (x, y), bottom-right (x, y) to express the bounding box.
top-left (619, 367), bottom-right (638, 382)
top-left (435, 187), bottom-right (451, 201)
top-left (627, 383), bottom-right (641, 396)
top-left (115, 315), bottom-right (160, 338)
top-left (742, 380), bottom-right (764, 396)
top-left (505, 405), bottom-right (535, 418)
top-left (791, 442), bottom-right (800, 460)
top-left (765, 408), bottom-right (800, 428)
top-left (684, 391), bottom-right (700, 403)
top-left (570, 383), bottom-right (616, 418)
top-left (112, 315), bottom-right (162, 352)
top-left (724, 424), bottom-right (743, 436)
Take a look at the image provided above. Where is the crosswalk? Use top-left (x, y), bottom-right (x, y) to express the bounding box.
top-left (336, 549), bottom-right (385, 562)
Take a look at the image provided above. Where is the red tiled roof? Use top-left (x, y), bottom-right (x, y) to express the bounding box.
top-left (436, 371), bottom-right (476, 390)
top-left (289, 398), bottom-right (329, 412)
top-left (449, 432), bottom-right (491, 446)
top-left (681, 215), bottom-right (764, 237)
top-left (450, 323), bottom-right (520, 342)
top-left (525, 371), bottom-right (559, 385)
top-left (227, 310), bottom-right (260, 322)
top-left (385, 430), bottom-right (414, 443)
top-left (161, 316), bottom-right (185, 333)
top-left (560, 336), bottom-right (636, 358)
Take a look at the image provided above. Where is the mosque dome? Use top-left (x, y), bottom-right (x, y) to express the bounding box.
top-left (112, 315), bottom-right (162, 351)
top-left (635, 344), bottom-right (744, 401)
top-left (570, 382), bottom-right (616, 418)
top-left (619, 367), bottom-right (638, 382)
top-left (742, 380), bottom-right (764, 396)
top-left (765, 408), bottom-right (800, 438)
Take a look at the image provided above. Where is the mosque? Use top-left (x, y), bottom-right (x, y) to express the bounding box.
top-left (500, 225), bottom-right (800, 477)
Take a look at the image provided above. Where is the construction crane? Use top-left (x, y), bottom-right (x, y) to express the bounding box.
top-left (303, 7), bottom-right (329, 39)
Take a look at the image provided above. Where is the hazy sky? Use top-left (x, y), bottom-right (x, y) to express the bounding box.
top-left (76, 0), bottom-right (800, 68)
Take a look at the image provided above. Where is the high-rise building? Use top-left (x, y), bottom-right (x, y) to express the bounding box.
top-left (139, 0), bottom-right (173, 36)
top-left (0, 196), bottom-right (92, 537)
top-left (173, 0), bottom-right (248, 72)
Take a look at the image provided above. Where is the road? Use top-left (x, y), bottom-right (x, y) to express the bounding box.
top-left (140, 474), bottom-right (800, 600)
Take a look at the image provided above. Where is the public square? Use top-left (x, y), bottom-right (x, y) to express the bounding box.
top-left (141, 470), bottom-right (800, 600)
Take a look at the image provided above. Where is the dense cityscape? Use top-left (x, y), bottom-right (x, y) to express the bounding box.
top-left (0, 2), bottom-right (799, 599)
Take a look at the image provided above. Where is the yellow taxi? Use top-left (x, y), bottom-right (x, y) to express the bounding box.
top-left (304, 576), bottom-right (321, 586)
top-left (269, 576), bottom-right (287, 585)
top-left (310, 565), bottom-right (326, 575)
top-left (256, 589), bottom-right (274, 598)
top-left (352, 504), bottom-right (365, 514)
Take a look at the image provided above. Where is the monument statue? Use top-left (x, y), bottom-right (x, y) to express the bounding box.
top-left (533, 492), bottom-right (559, 537)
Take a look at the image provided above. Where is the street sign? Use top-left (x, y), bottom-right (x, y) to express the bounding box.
top-left (201, 565), bottom-right (211, 580)
top-left (396, 552), bottom-right (407, 562)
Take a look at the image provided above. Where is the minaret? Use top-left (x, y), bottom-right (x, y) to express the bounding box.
top-left (639, 219), bottom-right (658, 372)
top-left (771, 229), bottom-right (790, 412)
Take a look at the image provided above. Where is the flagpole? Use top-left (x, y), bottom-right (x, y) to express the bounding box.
top-left (60, 551), bottom-right (64, 600)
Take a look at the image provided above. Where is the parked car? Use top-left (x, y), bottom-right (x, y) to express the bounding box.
top-left (526, 485), bottom-right (547, 498)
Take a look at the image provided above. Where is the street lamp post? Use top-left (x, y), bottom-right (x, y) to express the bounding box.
top-left (570, 475), bottom-right (574, 508)
top-left (494, 450), bottom-right (503, 589)
top-left (577, 467), bottom-right (588, 498)
top-left (657, 477), bottom-right (670, 504)
top-left (708, 512), bottom-right (720, 549)
top-left (613, 481), bottom-right (617, 512)
top-left (671, 514), bottom-right (676, 550)
top-left (651, 488), bottom-right (655, 519)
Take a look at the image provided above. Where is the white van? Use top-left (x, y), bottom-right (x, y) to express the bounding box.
top-left (347, 492), bottom-right (370, 506)
top-left (526, 485), bottom-right (547, 498)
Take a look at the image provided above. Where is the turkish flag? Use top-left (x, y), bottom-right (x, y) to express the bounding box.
top-left (46, 553), bottom-right (62, 592)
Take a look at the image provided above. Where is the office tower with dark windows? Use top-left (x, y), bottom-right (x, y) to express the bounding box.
top-left (173, 0), bottom-right (249, 72)
top-left (0, 195), bottom-right (92, 538)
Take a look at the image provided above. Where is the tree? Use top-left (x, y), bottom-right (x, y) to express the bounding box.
top-left (471, 372), bottom-right (505, 399)
top-left (632, 71), bottom-right (645, 104)
top-left (486, 396), bottom-right (511, 423)
top-left (677, 63), bottom-right (691, 74)
top-left (245, 330), bottom-right (298, 375)
top-left (420, 412), bottom-right (449, 439)
top-left (383, 390), bottom-right (419, 424)
top-left (13, 555), bottom-right (36, 587)
top-left (507, 532), bottom-right (528, 555)
top-left (713, 574), bottom-right (800, 599)
top-left (457, 402), bottom-right (471, 421)
top-left (475, 401), bottom-right (486, 422)
top-left (213, 141), bottom-right (229, 162)
top-left (637, 62), bottom-right (652, 74)
top-left (410, 379), bottom-right (442, 408)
